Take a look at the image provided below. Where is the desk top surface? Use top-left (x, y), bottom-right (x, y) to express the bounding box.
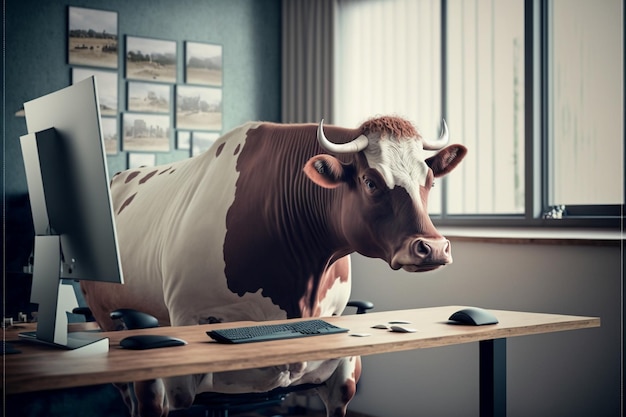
top-left (4, 305), bottom-right (600, 394)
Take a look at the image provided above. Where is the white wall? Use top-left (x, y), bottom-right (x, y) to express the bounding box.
top-left (346, 239), bottom-right (622, 417)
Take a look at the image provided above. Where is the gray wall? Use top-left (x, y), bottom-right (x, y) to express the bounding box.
top-left (5, 0), bottom-right (281, 197)
top-left (347, 240), bottom-right (622, 417)
top-left (4, 0), bottom-right (281, 273)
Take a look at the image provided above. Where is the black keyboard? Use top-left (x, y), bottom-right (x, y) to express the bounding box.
top-left (206, 319), bottom-right (349, 344)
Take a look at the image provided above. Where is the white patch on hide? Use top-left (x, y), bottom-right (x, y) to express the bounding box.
top-left (362, 137), bottom-right (429, 205)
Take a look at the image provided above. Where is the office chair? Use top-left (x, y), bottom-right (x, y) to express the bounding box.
top-left (109, 300), bottom-right (374, 417)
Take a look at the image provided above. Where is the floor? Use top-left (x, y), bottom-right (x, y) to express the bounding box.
top-left (173, 405), bottom-right (373, 417)
top-left (170, 393), bottom-right (375, 417)
top-left (231, 407), bottom-right (373, 417)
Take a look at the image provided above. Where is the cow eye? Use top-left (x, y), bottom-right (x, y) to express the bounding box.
top-left (363, 177), bottom-right (377, 191)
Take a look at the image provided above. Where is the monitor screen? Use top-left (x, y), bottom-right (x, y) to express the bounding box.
top-left (22, 76), bottom-right (123, 284)
top-left (19, 77), bottom-right (123, 351)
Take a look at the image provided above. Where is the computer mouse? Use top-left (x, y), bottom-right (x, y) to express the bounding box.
top-left (389, 325), bottom-right (418, 333)
top-left (371, 324), bottom-right (390, 329)
top-left (448, 307), bottom-right (499, 326)
top-left (120, 334), bottom-right (187, 350)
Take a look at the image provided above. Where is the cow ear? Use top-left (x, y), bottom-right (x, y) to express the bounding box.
top-left (425, 144), bottom-right (467, 178)
top-left (303, 155), bottom-right (345, 189)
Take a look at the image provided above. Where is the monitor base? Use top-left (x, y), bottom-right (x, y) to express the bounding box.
top-left (19, 331), bottom-right (109, 355)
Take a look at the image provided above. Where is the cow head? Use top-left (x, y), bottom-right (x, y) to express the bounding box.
top-left (303, 117), bottom-right (466, 272)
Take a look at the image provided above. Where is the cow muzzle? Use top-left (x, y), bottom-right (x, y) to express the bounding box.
top-left (391, 237), bottom-right (453, 272)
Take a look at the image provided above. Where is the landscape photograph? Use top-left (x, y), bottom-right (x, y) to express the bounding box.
top-left (185, 42), bottom-right (223, 86)
top-left (176, 85), bottom-right (222, 130)
top-left (68, 6), bottom-right (118, 68)
top-left (127, 81), bottom-right (170, 113)
top-left (122, 113), bottom-right (171, 152)
top-left (100, 117), bottom-right (118, 155)
top-left (177, 130), bottom-right (191, 150)
top-left (192, 131), bottom-right (219, 156)
top-left (128, 153), bottom-right (156, 168)
top-left (126, 36), bottom-right (177, 83)
top-left (72, 68), bottom-right (118, 116)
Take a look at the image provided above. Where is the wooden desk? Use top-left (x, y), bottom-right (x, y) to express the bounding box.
top-left (4, 306), bottom-right (600, 417)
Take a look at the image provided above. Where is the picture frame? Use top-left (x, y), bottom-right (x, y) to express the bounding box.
top-left (128, 153), bottom-right (157, 169)
top-left (176, 85), bottom-right (222, 131)
top-left (185, 41), bottom-right (223, 86)
top-left (72, 68), bottom-right (118, 116)
top-left (192, 131), bottom-right (219, 156)
top-left (101, 116), bottom-right (119, 155)
top-left (125, 36), bottom-right (177, 83)
top-left (176, 130), bottom-right (191, 150)
top-left (127, 81), bottom-right (170, 113)
top-left (122, 113), bottom-right (171, 152)
top-left (68, 6), bottom-right (118, 69)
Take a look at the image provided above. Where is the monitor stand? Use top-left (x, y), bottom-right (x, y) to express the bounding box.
top-left (18, 235), bottom-right (109, 355)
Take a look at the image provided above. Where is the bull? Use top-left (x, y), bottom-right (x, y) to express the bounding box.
top-left (81, 116), bottom-right (467, 417)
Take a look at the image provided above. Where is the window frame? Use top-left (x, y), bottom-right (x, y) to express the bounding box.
top-left (433, 0), bottom-right (624, 230)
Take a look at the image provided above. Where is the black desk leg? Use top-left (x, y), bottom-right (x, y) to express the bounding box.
top-left (480, 338), bottom-right (507, 417)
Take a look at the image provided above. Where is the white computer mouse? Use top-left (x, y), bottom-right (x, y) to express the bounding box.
top-left (389, 325), bottom-right (417, 333)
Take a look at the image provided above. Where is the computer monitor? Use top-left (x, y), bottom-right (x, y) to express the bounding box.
top-left (19, 77), bottom-right (123, 353)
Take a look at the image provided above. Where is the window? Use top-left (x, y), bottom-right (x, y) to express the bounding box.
top-left (334, 0), bottom-right (624, 227)
top-left (334, 0), bottom-right (444, 212)
top-left (445, 0), bottom-right (525, 215)
top-left (548, 0), bottom-right (624, 207)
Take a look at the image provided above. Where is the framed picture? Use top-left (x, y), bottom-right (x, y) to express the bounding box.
top-left (127, 81), bottom-right (170, 113)
top-left (185, 42), bottom-right (222, 86)
top-left (72, 68), bottom-right (118, 116)
top-left (101, 116), bottom-right (119, 155)
top-left (128, 153), bottom-right (156, 168)
top-left (176, 85), bottom-right (222, 131)
top-left (122, 113), bottom-right (171, 152)
top-left (192, 131), bottom-right (219, 156)
top-left (68, 6), bottom-right (118, 68)
top-left (176, 130), bottom-right (191, 150)
top-left (125, 36), bottom-right (177, 83)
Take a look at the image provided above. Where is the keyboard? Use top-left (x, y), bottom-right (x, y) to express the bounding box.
top-left (206, 319), bottom-right (349, 344)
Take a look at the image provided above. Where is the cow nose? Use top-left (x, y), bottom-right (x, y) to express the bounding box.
top-left (412, 238), bottom-right (452, 263)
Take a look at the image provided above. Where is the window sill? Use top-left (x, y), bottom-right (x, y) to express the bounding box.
top-left (438, 227), bottom-right (624, 246)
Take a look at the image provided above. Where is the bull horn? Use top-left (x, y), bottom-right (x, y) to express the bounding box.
top-left (317, 119), bottom-right (369, 154)
top-left (422, 119), bottom-right (449, 150)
